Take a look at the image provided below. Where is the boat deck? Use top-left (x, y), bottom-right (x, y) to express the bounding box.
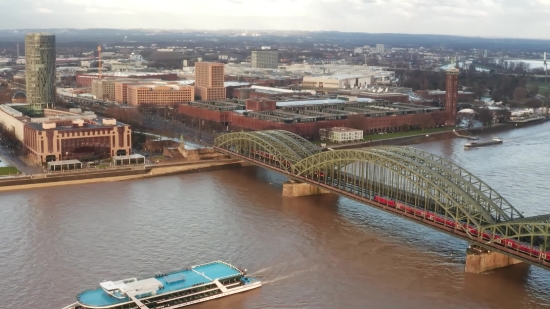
top-left (77, 262), bottom-right (241, 307)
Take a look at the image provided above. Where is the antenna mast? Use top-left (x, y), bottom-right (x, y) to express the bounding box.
top-left (98, 45), bottom-right (102, 79)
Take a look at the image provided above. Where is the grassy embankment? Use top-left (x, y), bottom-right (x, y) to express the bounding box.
top-left (527, 81), bottom-right (550, 93)
top-left (0, 166), bottom-right (21, 176)
top-left (312, 127), bottom-right (455, 146)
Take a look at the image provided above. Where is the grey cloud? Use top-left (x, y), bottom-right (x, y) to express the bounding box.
top-left (0, 0), bottom-right (548, 39)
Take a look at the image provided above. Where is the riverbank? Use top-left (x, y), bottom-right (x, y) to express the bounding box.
top-left (330, 120), bottom-right (548, 149)
top-left (329, 129), bottom-right (459, 149)
top-left (0, 159), bottom-right (242, 192)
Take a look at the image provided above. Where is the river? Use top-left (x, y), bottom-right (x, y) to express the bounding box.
top-left (2, 122), bottom-right (550, 309)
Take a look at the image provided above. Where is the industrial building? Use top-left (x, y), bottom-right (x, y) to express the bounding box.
top-left (126, 84), bottom-right (194, 106)
top-left (25, 33), bottom-right (56, 111)
top-left (251, 49), bottom-right (279, 69)
top-left (302, 74), bottom-right (374, 89)
top-left (194, 62), bottom-right (226, 101)
top-left (177, 95), bottom-right (448, 138)
top-left (0, 104), bottom-right (131, 164)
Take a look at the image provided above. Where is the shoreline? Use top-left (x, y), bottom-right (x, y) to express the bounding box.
top-left (0, 159), bottom-right (243, 192)
top-left (330, 119), bottom-right (549, 149)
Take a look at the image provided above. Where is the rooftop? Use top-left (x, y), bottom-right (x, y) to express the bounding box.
top-left (77, 261), bottom-right (242, 308)
top-left (275, 97), bottom-right (374, 107)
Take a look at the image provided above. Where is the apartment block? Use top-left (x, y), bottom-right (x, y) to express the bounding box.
top-left (25, 33), bottom-right (56, 111)
top-left (127, 84), bottom-right (195, 106)
top-left (194, 62), bottom-right (226, 100)
top-left (251, 49), bottom-right (279, 69)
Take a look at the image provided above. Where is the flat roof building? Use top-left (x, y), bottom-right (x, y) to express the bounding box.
top-left (126, 84), bottom-right (194, 106)
top-left (195, 62), bottom-right (225, 101)
top-left (303, 74), bottom-right (374, 89)
top-left (251, 49), bottom-right (279, 69)
top-left (0, 104), bottom-right (132, 164)
top-left (320, 127), bottom-right (363, 143)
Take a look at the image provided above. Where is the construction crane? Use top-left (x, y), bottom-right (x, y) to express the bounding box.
top-left (97, 45), bottom-right (102, 79)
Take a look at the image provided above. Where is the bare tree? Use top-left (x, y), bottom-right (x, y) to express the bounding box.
top-left (512, 86), bottom-right (528, 101)
top-left (525, 98), bottom-right (542, 112)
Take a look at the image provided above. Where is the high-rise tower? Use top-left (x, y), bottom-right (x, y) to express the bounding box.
top-left (194, 62), bottom-right (226, 101)
top-left (25, 33), bottom-right (56, 111)
top-left (445, 68), bottom-right (459, 126)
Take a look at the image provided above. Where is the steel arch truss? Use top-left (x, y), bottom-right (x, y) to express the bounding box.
top-left (484, 215), bottom-right (550, 252)
top-left (397, 146), bottom-right (523, 221)
top-left (214, 130), bottom-right (550, 253)
top-left (374, 147), bottom-right (523, 225)
top-left (214, 130), bottom-right (320, 171)
top-left (293, 149), bottom-right (499, 233)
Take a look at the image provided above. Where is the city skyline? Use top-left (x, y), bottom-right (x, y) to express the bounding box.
top-left (0, 0), bottom-right (549, 40)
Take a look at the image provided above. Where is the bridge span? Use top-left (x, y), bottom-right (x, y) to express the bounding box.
top-left (214, 130), bottom-right (550, 273)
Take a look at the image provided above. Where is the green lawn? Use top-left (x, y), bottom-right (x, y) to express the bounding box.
top-left (312, 127), bottom-right (455, 146)
top-left (527, 81), bottom-right (550, 93)
top-left (363, 127), bottom-right (456, 141)
top-left (0, 166), bottom-right (21, 176)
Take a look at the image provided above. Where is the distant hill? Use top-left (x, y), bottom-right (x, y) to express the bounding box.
top-left (0, 29), bottom-right (549, 51)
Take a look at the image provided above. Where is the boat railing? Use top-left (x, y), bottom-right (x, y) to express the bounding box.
top-left (61, 303), bottom-right (78, 309)
top-left (217, 274), bottom-right (242, 282)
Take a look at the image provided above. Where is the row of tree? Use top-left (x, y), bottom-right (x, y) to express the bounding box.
top-left (400, 69), bottom-right (550, 105)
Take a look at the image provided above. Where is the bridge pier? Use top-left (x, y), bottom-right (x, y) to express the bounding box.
top-left (282, 181), bottom-right (330, 197)
top-left (464, 245), bottom-right (522, 273)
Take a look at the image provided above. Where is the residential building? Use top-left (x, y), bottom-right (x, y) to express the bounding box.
top-left (320, 127), bottom-right (363, 143)
top-left (251, 50), bottom-right (279, 69)
top-left (92, 78), bottom-right (119, 101)
top-left (25, 33), bottom-right (56, 111)
top-left (376, 44), bottom-right (385, 54)
top-left (194, 62), bottom-right (226, 100)
top-left (126, 84), bottom-right (194, 106)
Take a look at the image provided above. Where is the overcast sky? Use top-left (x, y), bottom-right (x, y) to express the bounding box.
top-left (1, 0), bottom-right (549, 39)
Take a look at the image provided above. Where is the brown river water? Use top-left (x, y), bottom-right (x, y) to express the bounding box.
top-left (1, 122), bottom-right (550, 309)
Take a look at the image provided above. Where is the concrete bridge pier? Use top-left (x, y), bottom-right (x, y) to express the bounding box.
top-left (282, 180), bottom-right (331, 197)
top-left (464, 245), bottom-right (523, 273)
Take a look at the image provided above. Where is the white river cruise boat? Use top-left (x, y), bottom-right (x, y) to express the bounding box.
top-left (62, 261), bottom-right (261, 309)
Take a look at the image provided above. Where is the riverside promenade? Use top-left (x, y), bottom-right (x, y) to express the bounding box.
top-left (0, 158), bottom-right (243, 192)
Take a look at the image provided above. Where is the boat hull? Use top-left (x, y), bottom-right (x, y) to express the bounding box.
top-left (464, 141), bottom-right (502, 148)
top-left (62, 282), bottom-right (262, 309)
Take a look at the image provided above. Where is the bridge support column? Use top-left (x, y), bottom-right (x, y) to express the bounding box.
top-left (464, 245), bottom-right (522, 274)
top-left (282, 181), bottom-right (330, 197)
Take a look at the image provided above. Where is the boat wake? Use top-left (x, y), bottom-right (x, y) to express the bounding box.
top-left (248, 257), bottom-right (306, 276)
top-left (260, 265), bottom-right (320, 285)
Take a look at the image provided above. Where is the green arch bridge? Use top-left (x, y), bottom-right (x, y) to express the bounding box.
top-left (214, 130), bottom-right (550, 271)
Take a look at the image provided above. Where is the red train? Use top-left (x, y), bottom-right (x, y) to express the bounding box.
top-left (251, 150), bottom-right (291, 168)
top-left (373, 195), bottom-right (550, 262)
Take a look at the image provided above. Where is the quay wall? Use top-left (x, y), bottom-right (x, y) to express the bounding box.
top-left (0, 159), bottom-right (243, 192)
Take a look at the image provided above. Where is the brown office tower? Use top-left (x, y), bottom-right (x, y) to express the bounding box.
top-left (195, 62), bottom-right (226, 100)
top-left (445, 68), bottom-right (459, 125)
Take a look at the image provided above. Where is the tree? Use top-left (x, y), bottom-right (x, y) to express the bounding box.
top-left (525, 98), bottom-right (542, 112)
top-left (512, 86), bottom-right (528, 101)
top-left (529, 85), bottom-right (540, 97)
top-left (476, 108), bottom-right (493, 127)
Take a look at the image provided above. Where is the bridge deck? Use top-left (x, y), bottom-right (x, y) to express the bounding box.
top-left (214, 136), bottom-right (550, 270)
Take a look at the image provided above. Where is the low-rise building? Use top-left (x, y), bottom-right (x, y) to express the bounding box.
top-left (126, 84), bottom-right (194, 106)
top-left (320, 127), bottom-right (363, 143)
top-left (0, 104), bottom-right (132, 164)
top-left (303, 74), bottom-right (374, 89)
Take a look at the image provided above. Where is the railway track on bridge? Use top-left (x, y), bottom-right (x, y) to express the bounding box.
top-left (213, 130), bottom-right (550, 272)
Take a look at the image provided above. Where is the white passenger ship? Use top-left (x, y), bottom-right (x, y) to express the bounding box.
top-left (62, 261), bottom-right (261, 309)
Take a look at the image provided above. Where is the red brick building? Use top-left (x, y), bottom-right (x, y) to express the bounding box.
top-left (76, 73), bottom-right (178, 87)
